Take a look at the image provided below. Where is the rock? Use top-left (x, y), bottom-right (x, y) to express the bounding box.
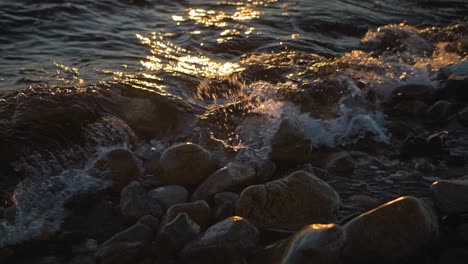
top-left (213, 192), bottom-right (239, 222)
top-left (0, 207), bottom-right (3, 219)
top-left (394, 100), bottom-right (429, 116)
top-left (191, 162), bottom-right (255, 201)
top-left (270, 116), bottom-right (312, 162)
top-left (342, 196), bottom-right (438, 262)
top-left (95, 149), bottom-right (141, 191)
top-left (458, 106), bottom-right (468, 126)
top-left (100, 223), bottom-right (153, 248)
top-left (137, 215), bottom-right (159, 232)
top-left (438, 248), bottom-right (468, 264)
top-left (120, 181), bottom-right (162, 223)
top-left (94, 223), bottom-right (153, 264)
top-left (159, 143), bottom-right (217, 185)
top-left (181, 216), bottom-right (259, 263)
top-left (400, 133), bottom-right (446, 160)
top-left (157, 213), bottom-right (200, 253)
top-left (67, 255), bottom-right (96, 264)
top-left (347, 195), bottom-right (381, 211)
top-left (160, 200), bottom-right (211, 230)
top-left (426, 100), bottom-right (454, 123)
top-left (94, 241), bottom-right (145, 264)
top-left (443, 72), bottom-right (468, 101)
top-left (235, 148), bottom-right (276, 184)
top-left (235, 171), bottom-right (341, 229)
top-left (391, 83), bottom-right (435, 104)
top-left (279, 224), bottom-right (344, 264)
top-left (3, 205), bottom-right (16, 222)
top-left (431, 179), bottom-right (468, 214)
top-left (147, 185), bottom-right (188, 210)
top-left (72, 238), bottom-right (98, 254)
top-left (325, 151), bottom-right (355, 174)
top-left (413, 158), bottom-right (435, 172)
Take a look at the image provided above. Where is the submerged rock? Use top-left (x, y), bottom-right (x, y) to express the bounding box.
top-left (342, 196), bottom-right (438, 262)
top-left (431, 179), bottom-right (468, 214)
top-left (120, 181), bottom-right (162, 223)
top-left (160, 200), bottom-right (211, 230)
top-left (235, 171), bottom-right (341, 229)
top-left (181, 216), bottom-right (259, 264)
top-left (147, 185), bottom-right (188, 211)
top-left (325, 151), bottom-right (355, 174)
top-left (95, 148), bottom-right (141, 192)
top-left (270, 116), bottom-right (312, 162)
top-left (159, 143), bottom-right (217, 185)
top-left (191, 162), bottom-right (255, 201)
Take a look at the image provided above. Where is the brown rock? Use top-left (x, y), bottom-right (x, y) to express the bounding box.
top-left (159, 143), bottom-right (217, 185)
top-left (431, 179), bottom-right (468, 214)
top-left (325, 151), bottom-right (355, 174)
top-left (191, 162), bottom-right (255, 201)
top-left (160, 200), bottom-right (211, 230)
top-left (235, 171), bottom-right (341, 229)
top-left (95, 148), bottom-right (141, 191)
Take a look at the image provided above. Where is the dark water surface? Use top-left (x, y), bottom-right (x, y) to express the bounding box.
top-left (0, 0), bottom-right (466, 92)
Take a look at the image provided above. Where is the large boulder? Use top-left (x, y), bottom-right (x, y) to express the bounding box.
top-left (181, 216), bottom-right (259, 263)
top-left (191, 162), bottom-right (255, 201)
top-left (120, 181), bottom-right (162, 223)
top-left (341, 196), bottom-right (438, 262)
top-left (160, 200), bottom-right (211, 230)
top-left (159, 143), bottom-right (217, 185)
top-left (147, 185), bottom-right (188, 211)
top-left (279, 224), bottom-right (344, 264)
top-left (431, 179), bottom-right (468, 214)
top-left (235, 171), bottom-right (341, 229)
top-left (270, 116), bottom-right (312, 162)
top-left (95, 149), bottom-right (141, 191)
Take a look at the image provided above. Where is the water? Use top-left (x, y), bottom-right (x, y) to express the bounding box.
top-left (1, 0), bottom-right (468, 248)
top-left (0, 0), bottom-right (466, 92)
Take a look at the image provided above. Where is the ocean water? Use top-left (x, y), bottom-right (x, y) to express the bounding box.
top-left (0, 0), bottom-right (467, 247)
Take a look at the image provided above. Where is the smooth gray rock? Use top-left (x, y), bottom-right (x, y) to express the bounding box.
top-left (120, 181), bottom-right (162, 223)
top-left (148, 185), bottom-right (188, 210)
top-left (157, 213), bottom-right (200, 253)
top-left (181, 216), bottom-right (259, 263)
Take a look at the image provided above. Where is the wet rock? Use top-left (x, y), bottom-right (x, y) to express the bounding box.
top-left (325, 151), bottom-right (355, 174)
top-left (426, 100), bottom-right (454, 123)
top-left (67, 255), bottom-right (96, 264)
top-left (137, 215), bottom-right (159, 232)
top-left (147, 185), bottom-right (188, 211)
top-left (431, 179), bottom-right (468, 214)
top-left (458, 106), bottom-right (468, 126)
top-left (279, 224), bottom-right (344, 264)
top-left (191, 162), bottom-right (255, 201)
top-left (443, 72), bottom-right (468, 101)
top-left (235, 171), bottom-right (341, 229)
top-left (270, 116), bottom-right (312, 162)
top-left (160, 200), bottom-right (211, 230)
top-left (0, 207), bottom-right (4, 218)
top-left (342, 196), bottom-right (438, 262)
top-left (400, 133), bottom-right (446, 160)
top-left (72, 238), bottom-right (98, 254)
top-left (347, 195), bottom-right (381, 211)
top-left (181, 216), bottom-right (259, 264)
top-left (159, 143), bottom-right (217, 185)
top-left (391, 83), bottom-right (436, 104)
top-left (120, 181), bottom-right (162, 223)
top-left (94, 223), bottom-right (153, 264)
top-left (413, 157), bottom-right (436, 172)
top-left (213, 192), bottom-right (239, 222)
top-left (157, 213), bottom-right (200, 253)
top-left (235, 148), bottom-right (276, 184)
top-left (95, 148), bottom-right (141, 192)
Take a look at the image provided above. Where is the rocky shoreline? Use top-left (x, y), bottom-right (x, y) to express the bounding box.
top-left (1, 25), bottom-right (468, 264)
